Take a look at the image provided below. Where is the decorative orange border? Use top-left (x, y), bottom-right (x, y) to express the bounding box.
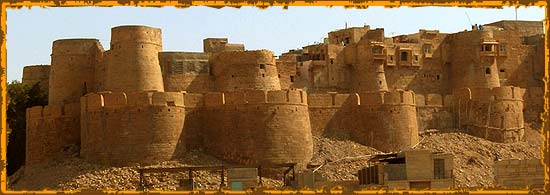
top-left (0, 0), bottom-right (548, 194)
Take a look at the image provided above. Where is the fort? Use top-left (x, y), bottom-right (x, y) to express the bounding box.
top-left (23, 20), bottom-right (544, 171)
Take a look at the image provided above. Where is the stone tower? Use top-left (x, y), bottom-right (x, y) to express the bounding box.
top-left (450, 30), bottom-right (501, 90)
top-left (104, 25), bottom-right (165, 92)
top-left (49, 39), bottom-right (103, 105)
top-left (346, 29), bottom-right (389, 92)
top-left (210, 50), bottom-right (282, 92)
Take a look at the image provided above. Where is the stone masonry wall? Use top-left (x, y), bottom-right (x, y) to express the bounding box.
top-left (26, 103), bottom-right (80, 167)
top-left (202, 89), bottom-right (313, 169)
top-left (494, 159), bottom-right (544, 189)
top-left (454, 86), bottom-right (525, 143)
top-left (159, 52), bottom-right (213, 93)
top-left (80, 91), bottom-right (185, 166)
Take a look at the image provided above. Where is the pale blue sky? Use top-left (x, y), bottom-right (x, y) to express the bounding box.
top-left (6, 6), bottom-right (545, 82)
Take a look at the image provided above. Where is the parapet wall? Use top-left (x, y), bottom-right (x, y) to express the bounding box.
top-left (494, 159), bottom-right (544, 188)
top-left (307, 90), bottom-right (419, 152)
top-left (454, 86), bottom-right (525, 143)
top-left (26, 103), bottom-right (80, 166)
top-left (202, 89), bottom-right (312, 169)
top-left (80, 91), bottom-right (185, 166)
top-left (415, 94), bottom-right (454, 131)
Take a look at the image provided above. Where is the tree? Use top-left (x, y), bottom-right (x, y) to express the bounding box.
top-left (6, 80), bottom-right (48, 176)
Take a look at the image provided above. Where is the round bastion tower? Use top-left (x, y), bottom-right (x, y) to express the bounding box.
top-left (104, 25), bottom-right (165, 92)
top-left (49, 39), bottom-right (104, 105)
top-left (210, 50), bottom-right (282, 92)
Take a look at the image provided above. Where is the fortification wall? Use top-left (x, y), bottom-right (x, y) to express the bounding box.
top-left (80, 91), bottom-right (185, 166)
top-left (202, 89), bottom-right (312, 169)
top-left (22, 65), bottom-right (50, 91)
top-left (159, 52), bottom-right (213, 92)
top-left (415, 94), bottom-right (454, 131)
top-left (210, 50), bottom-right (281, 92)
top-left (494, 159), bottom-right (544, 189)
top-left (523, 87), bottom-right (544, 122)
top-left (49, 39), bottom-right (104, 105)
top-left (371, 90), bottom-right (419, 152)
top-left (104, 25), bottom-right (164, 92)
top-left (454, 86), bottom-right (525, 143)
top-left (307, 93), bottom-right (360, 136)
top-left (26, 103), bottom-right (80, 166)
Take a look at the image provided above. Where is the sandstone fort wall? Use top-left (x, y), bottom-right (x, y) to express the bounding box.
top-left (454, 86), bottom-right (525, 143)
top-left (26, 103), bottom-right (80, 166)
top-left (202, 89), bottom-right (312, 169)
top-left (80, 92), bottom-right (185, 166)
top-left (159, 52), bottom-right (213, 92)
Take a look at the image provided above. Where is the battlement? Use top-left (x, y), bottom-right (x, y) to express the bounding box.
top-left (110, 25), bottom-right (162, 46)
top-left (204, 89), bottom-right (308, 107)
top-left (454, 86), bottom-right (525, 101)
top-left (52, 39), bottom-right (104, 55)
top-left (307, 92), bottom-right (360, 108)
top-left (26, 103), bottom-right (80, 119)
top-left (82, 91), bottom-right (186, 111)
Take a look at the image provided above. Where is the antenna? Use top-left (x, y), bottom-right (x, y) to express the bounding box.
top-left (515, 7), bottom-right (518, 21)
top-left (465, 12), bottom-right (473, 26)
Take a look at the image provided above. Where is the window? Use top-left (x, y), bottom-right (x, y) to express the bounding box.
top-left (344, 37), bottom-right (350, 45)
top-left (500, 69), bottom-right (506, 73)
top-left (400, 52), bottom-right (409, 61)
top-left (259, 64), bottom-right (266, 69)
top-left (486, 68), bottom-right (491, 75)
top-left (482, 44), bottom-right (494, 52)
top-left (330, 59), bottom-right (334, 64)
top-left (423, 44), bottom-right (432, 54)
top-left (434, 159), bottom-right (445, 179)
top-left (290, 76), bottom-right (295, 82)
top-left (372, 46), bottom-right (383, 54)
top-left (414, 55), bottom-right (419, 62)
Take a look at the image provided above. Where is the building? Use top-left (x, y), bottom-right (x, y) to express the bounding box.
top-left (358, 150), bottom-right (454, 190)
